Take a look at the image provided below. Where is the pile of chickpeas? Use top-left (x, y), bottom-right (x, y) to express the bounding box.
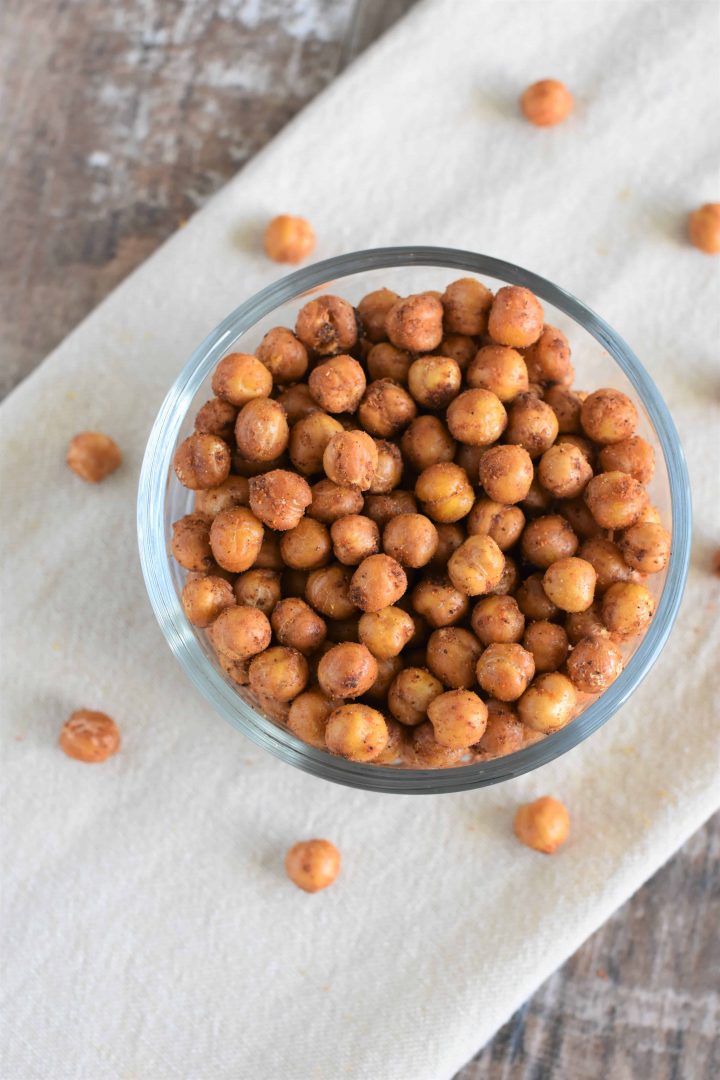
top-left (169, 277), bottom-right (670, 770)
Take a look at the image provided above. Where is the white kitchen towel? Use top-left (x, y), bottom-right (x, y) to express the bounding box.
top-left (1, 2), bottom-right (719, 1078)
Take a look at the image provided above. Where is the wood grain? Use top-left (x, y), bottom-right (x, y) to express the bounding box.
top-left (0, 1), bottom-right (717, 1077)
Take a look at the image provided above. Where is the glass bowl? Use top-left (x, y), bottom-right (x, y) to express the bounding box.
top-left (137, 247), bottom-right (691, 794)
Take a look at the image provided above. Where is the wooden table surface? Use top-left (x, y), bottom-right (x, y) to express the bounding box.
top-left (1, 2), bottom-right (717, 1077)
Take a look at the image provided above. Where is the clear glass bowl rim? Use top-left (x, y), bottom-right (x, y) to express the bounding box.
top-left (137, 246), bottom-right (692, 794)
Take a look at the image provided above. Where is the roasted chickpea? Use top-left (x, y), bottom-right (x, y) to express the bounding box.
top-left (543, 385), bottom-right (583, 433)
top-left (308, 355), bottom-right (366, 413)
top-left (471, 594), bottom-right (525, 645)
top-left (275, 382), bottom-right (319, 424)
top-left (410, 721), bottom-right (465, 767)
top-left (173, 432), bottom-right (231, 490)
top-left (348, 554), bottom-right (407, 612)
top-left (521, 514), bottom-right (579, 568)
top-left (440, 277), bottom-right (493, 335)
top-left (514, 796), bottom-right (570, 855)
top-left (181, 575), bottom-right (236, 627)
top-left (232, 451), bottom-right (287, 478)
top-left (518, 672), bottom-right (577, 733)
top-left (522, 620), bottom-right (569, 673)
top-left (194, 475), bottom-right (249, 517)
top-left (521, 476), bottom-right (555, 517)
top-left (388, 667), bottom-right (444, 726)
top-left (465, 499), bottom-right (522, 552)
top-left (194, 398), bottom-right (238, 442)
top-left (287, 690), bottom-right (336, 749)
top-left (305, 563), bottom-right (356, 620)
top-left (522, 325), bottom-right (571, 383)
top-left (584, 471), bottom-right (648, 530)
top-left (478, 444), bottom-right (534, 503)
top-left (364, 490), bottom-right (417, 528)
top-left (565, 601), bottom-right (609, 645)
top-left (515, 572), bottom-right (560, 621)
top-left (567, 635), bottom-right (624, 693)
top-left (538, 442), bottom-right (593, 499)
top-left (373, 718), bottom-right (408, 764)
top-left (427, 689), bottom-right (488, 748)
top-left (426, 627), bottom-right (483, 689)
top-left (431, 523), bottom-right (466, 565)
top-left (212, 605), bottom-right (272, 661)
top-left (476, 643), bottom-right (535, 701)
top-left (438, 334), bottom-right (477, 370)
top-left (211, 352), bottom-right (272, 407)
top-left (520, 78), bottom-right (573, 126)
top-left (256, 327), bottom-right (309, 384)
top-left (446, 389), bottom-right (507, 446)
top-left (295, 294), bottom-right (358, 355)
top-left (598, 436), bottom-right (655, 485)
top-left (227, 569), bottom-right (278, 615)
top-left (358, 606), bottom-right (415, 659)
top-left (383, 513), bottom-right (439, 568)
top-left (317, 642), bottom-right (378, 699)
top-left (279, 517), bottom-right (331, 570)
top-left (618, 522), bottom-right (671, 574)
top-left (285, 837), bottom-right (340, 893)
top-left (505, 393), bottom-right (559, 458)
top-left (558, 496), bottom-right (604, 540)
top-left (330, 514), bottom-right (380, 565)
top-left (358, 379), bottom-right (417, 438)
top-left (248, 469), bottom-right (312, 531)
top-left (581, 388), bottom-right (638, 444)
top-left (555, 433), bottom-right (595, 464)
top-left (249, 645), bottom-right (308, 701)
top-left (59, 710), bottom-right (121, 763)
top-left (488, 286), bottom-right (544, 348)
top-left (367, 342), bottom-right (412, 384)
top-left (272, 597), bottom-right (327, 654)
top-left (66, 431), bottom-right (123, 483)
top-left (637, 503), bottom-right (663, 526)
top-left (578, 537), bottom-right (636, 592)
top-left (325, 703), bottom-right (388, 761)
top-left (411, 575), bottom-right (469, 628)
top-left (542, 556), bottom-right (596, 613)
top-left (216, 653), bottom-right (251, 685)
top-left (234, 398), bottom-right (289, 462)
top-left (415, 463), bottom-right (475, 523)
top-left (385, 292), bottom-right (444, 352)
top-left (466, 345), bottom-right (528, 402)
top-left (399, 416), bottom-right (456, 474)
top-left (171, 513), bottom-right (214, 572)
top-left (326, 616), bottom-right (362, 646)
top-left (308, 478), bottom-right (364, 523)
top-left (448, 535), bottom-right (505, 596)
top-left (251, 530), bottom-right (283, 571)
top-left (407, 354), bottom-right (462, 409)
top-left (601, 582), bottom-right (655, 636)
top-left (289, 411), bottom-right (344, 475)
top-left (688, 202), bottom-right (720, 254)
top-left (323, 430), bottom-right (378, 490)
top-left (263, 214), bottom-right (315, 263)
top-left (364, 655), bottom-right (403, 703)
top-left (476, 700), bottom-right (525, 757)
top-left (357, 287), bottom-right (400, 342)
top-left (369, 440), bottom-right (403, 494)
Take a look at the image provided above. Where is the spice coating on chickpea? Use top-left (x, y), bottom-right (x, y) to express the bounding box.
top-left (289, 411), bottom-right (344, 475)
top-left (213, 605), bottom-right (272, 661)
top-left (256, 327), bottom-right (308, 385)
top-left (567, 635), bottom-right (624, 693)
top-left (249, 646), bottom-right (309, 701)
top-left (323, 430), bottom-right (378, 490)
top-left (439, 334), bottom-right (477, 370)
top-left (271, 597), bottom-right (327, 654)
top-left (411, 721), bottom-right (465, 767)
top-left (295, 295), bottom-right (358, 355)
top-left (542, 556), bottom-right (597, 612)
top-left (467, 499), bottom-right (525, 551)
top-left (601, 582), bottom-right (655, 636)
top-left (432, 522), bottom-right (466, 565)
top-left (408, 354), bottom-right (462, 409)
top-left (211, 353), bottom-right (272, 407)
top-left (521, 514), bottom-right (579, 569)
top-left (520, 79), bottom-right (573, 127)
top-left (488, 286), bottom-right (544, 348)
top-left (383, 513), bottom-right (439, 568)
top-left (388, 667), bottom-right (444, 726)
top-left (174, 433), bottom-right (231, 490)
top-left (330, 514), bottom-right (380, 565)
top-left (233, 568), bottom-right (282, 614)
top-left (471, 594), bottom-right (525, 645)
top-left (234, 398), bottom-right (289, 462)
top-left (584, 471), bottom-right (647, 530)
top-left (357, 287), bottom-right (400, 342)
top-left (522, 325), bottom-right (571, 384)
top-left (538, 442), bottom-right (593, 499)
top-left (688, 203), bottom-right (720, 254)
top-left (544, 385), bottom-right (583, 433)
top-left (514, 796), bottom-right (570, 855)
top-left (325, 704), bottom-right (388, 761)
top-left (619, 522), bottom-right (671, 574)
top-left (182, 575), bottom-right (236, 627)
top-left (287, 691), bottom-right (336, 749)
top-left (467, 345), bottom-right (529, 402)
top-left (428, 689), bottom-right (488, 749)
top-left (581, 389), bottom-right (638, 445)
top-left (516, 572), bottom-right (560, 621)
top-left (171, 513), bottom-right (214, 572)
top-left (415, 463), bottom-right (475, 523)
top-left (476, 643), bottom-right (535, 701)
top-left (308, 355), bottom-right (366, 414)
top-left (209, 505), bottom-right (264, 571)
top-left (479, 444), bottom-right (534, 504)
top-left (195, 398), bottom-right (239, 442)
top-left (369, 439), bottom-right (403, 494)
top-left (365, 490), bottom-right (418, 528)
top-left (411, 575), bottom-right (469, 628)
top-left (285, 839), bottom-right (340, 893)
top-left (317, 642), bottom-right (378, 699)
top-left (248, 470), bottom-right (312, 532)
top-left (385, 293), bottom-right (444, 352)
top-left (505, 393), bottom-right (559, 458)
top-left (476, 700), bottom-right (526, 757)
top-left (305, 563), bottom-right (356, 620)
top-left (349, 554), bottom-right (407, 612)
top-left (195, 475), bottom-right (250, 517)
top-left (278, 516), bottom-right (331, 571)
top-left (427, 627), bottom-right (483, 689)
top-left (578, 537), bottom-right (636, 592)
top-left (367, 342), bottom-right (412, 384)
top-left (67, 431), bottom-right (122, 483)
top-left (522, 621), bottom-right (569, 673)
top-left (441, 277), bottom-right (494, 335)
top-left (59, 710), bottom-right (121, 763)
top-left (448, 534), bottom-right (505, 596)
top-left (358, 379), bottom-right (417, 438)
top-left (308, 479), bottom-right (364, 523)
top-left (598, 436), bottom-right (655, 485)
top-left (358, 606), bottom-right (415, 659)
top-left (446, 389), bottom-right (507, 447)
top-left (518, 672), bottom-right (577, 733)
top-left (263, 215), bottom-right (315, 263)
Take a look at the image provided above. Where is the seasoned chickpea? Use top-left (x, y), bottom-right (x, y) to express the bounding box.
top-left (581, 388), bottom-right (638, 444)
top-left (438, 334), bottom-right (477, 370)
top-left (59, 709), bottom-right (121, 763)
top-left (492, 555), bottom-right (520, 597)
top-left (556, 433), bottom-right (595, 464)
top-left (466, 499), bottom-right (523, 551)
top-left (256, 327), bottom-right (309, 384)
top-left (358, 379), bottom-right (417, 438)
top-left (308, 355), bottom-right (366, 413)
top-left (358, 287), bottom-right (400, 341)
top-left (505, 393), bottom-right (559, 458)
top-left (323, 430), bottom-right (378, 490)
top-left (688, 203), bottom-right (720, 254)
top-left (325, 703), bottom-right (388, 761)
top-left (408, 354), bottom-right (462, 409)
top-left (432, 523), bottom-right (466, 565)
top-left (428, 689), bottom-right (488, 748)
top-left (618, 522), bottom-right (671, 574)
top-left (454, 442), bottom-right (486, 478)
top-left (330, 514), bottom-right (380, 565)
top-left (369, 440), bottom-right (403, 494)
top-left (578, 537), bottom-right (636, 592)
top-left (289, 411), bottom-right (344, 475)
top-left (466, 345), bottom-right (528, 402)
top-left (565, 601), bottom-right (609, 645)
top-left (476, 643), bottom-right (535, 701)
top-left (488, 286), bottom-right (544, 348)
top-left (367, 342), bottom-right (412, 383)
top-left (558, 496), bottom-right (604, 540)
top-left (233, 568), bottom-right (282, 614)
top-left (522, 325), bottom-right (571, 383)
top-left (471, 594), bottom-right (525, 645)
top-left (479, 444), bottom-right (534, 503)
top-left (212, 605), bottom-right (272, 661)
top-left (211, 352), bottom-right (272, 407)
top-left (295, 294), bottom-right (358, 355)
top-left (349, 554), bottom-right (407, 612)
top-left (232, 451), bottom-right (287, 478)
top-left (476, 700), bottom-right (525, 757)
top-left (287, 690), bottom-right (336, 748)
top-left (305, 563), bottom-right (356, 620)
top-left (446, 389), bottom-right (507, 446)
top-left (441, 277), bottom-right (493, 335)
top-left (358, 606), bottom-right (415, 659)
top-left (388, 667), bottom-right (444, 726)
top-left (516, 572), bottom-right (560, 621)
top-left (285, 837), bottom-right (340, 893)
top-left (584, 471), bottom-right (648, 530)
top-left (279, 517), bottom-right (331, 570)
top-left (601, 582), bottom-right (655, 636)
top-left (263, 214), bottom-right (315, 263)
top-left (385, 292), bottom-right (444, 352)
top-left (383, 513), bottom-right (439, 568)
top-left (567, 635), bottom-right (624, 693)
top-left (522, 620), bottom-right (569, 673)
top-left (374, 718), bottom-right (408, 764)
top-left (598, 436), bottom-right (655, 485)
top-left (415, 463), bottom-right (474, 523)
top-left (521, 514), bottom-right (578, 568)
top-left (543, 385), bottom-right (582, 433)
top-left (248, 469), bottom-right (312, 531)
top-left (514, 796), bottom-right (570, 855)
top-left (308, 479), bottom-right (364, 523)
top-left (317, 642), bottom-right (378, 699)
top-left (426, 627), bottom-right (483, 689)
top-left (538, 442), bottom-right (593, 499)
top-left (364, 655), bottom-right (403, 703)
top-left (275, 383), bottom-right (318, 426)
top-left (448, 535), bottom-right (505, 596)
top-left (195, 475), bottom-right (249, 517)
top-left (252, 529), bottom-right (284, 570)
top-left (67, 431), bottom-right (123, 483)
top-left (194, 398), bottom-right (238, 442)
top-left (174, 432), bottom-right (231, 490)
top-left (365, 490), bottom-right (417, 528)
top-left (520, 78), bottom-right (573, 126)
top-left (249, 646), bottom-right (308, 701)
top-left (518, 672), bottom-right (577, 733)
top-left (542, 557), bottom-right (596, 613)
top-left (181, 575), bottom-right (236, 627)
top-left (217, 653), bottom-right (251, 685)
top-left (410, 721), bottom-right (465, 767)
top-left (411, 575), bottom-right (469, 628)
top-left (272, 597), bottom-right (327, 654)
top-left (234, 398), bottom-right (289, 462)
top-left (521, 476), bottom-right (555, 516)
top-left (171, 513), bottom-right (214, 572)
